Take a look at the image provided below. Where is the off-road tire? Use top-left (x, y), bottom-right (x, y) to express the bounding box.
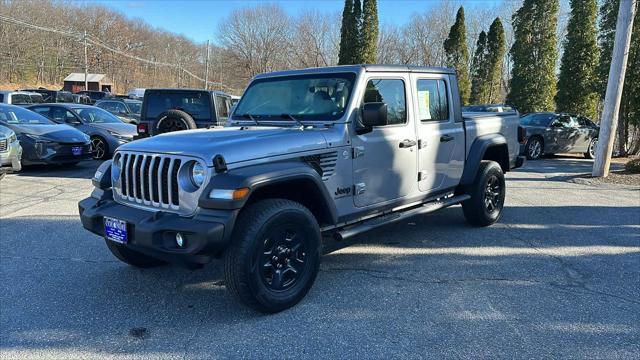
top-left (156, 109), bottom-right (197, 134)
top-left (105, 239), bottom-right (166, 268)
top-left (224, 199), bottom-right (322, 313)
top-left (462, 160), bottom-right (506, 227)
top-left (525, 136), bottom-right (543, 160)
top-left (584, 137), bottom-right (597, 159)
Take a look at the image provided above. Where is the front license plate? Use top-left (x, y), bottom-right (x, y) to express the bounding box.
top-left (104, 217), bottom-right (128, 244)
top-left (71, 146), bottom-right (83, 156)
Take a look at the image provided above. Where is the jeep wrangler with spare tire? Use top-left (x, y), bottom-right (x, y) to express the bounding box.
top-left (79, 65), bottom-right (525, 313)
top-left (135, 89), bottom-right (233, 138)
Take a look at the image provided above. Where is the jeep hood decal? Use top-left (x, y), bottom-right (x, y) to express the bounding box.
top-left (119, 126), bottom-right (329, 166)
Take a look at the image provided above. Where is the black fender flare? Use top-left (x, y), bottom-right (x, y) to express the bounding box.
top-left (198, 161), bottom-right (338, 224)
top-left (460, 134), bottom-right (508, 186)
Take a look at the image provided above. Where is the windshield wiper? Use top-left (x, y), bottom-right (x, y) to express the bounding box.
top-left (236, 113), bottom-right (259, 126)
top-left (280, 113), bottom-right (308, 127)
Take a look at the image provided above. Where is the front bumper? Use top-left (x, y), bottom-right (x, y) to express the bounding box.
top-left (78, 189), bottom-right (238, 267)
top-left (22, 141), bottom-right (92, 165)
top-left (0, 140), bottom-right (22, 172)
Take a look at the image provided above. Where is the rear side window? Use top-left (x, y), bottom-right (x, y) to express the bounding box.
top-left (11, 94), bottom-right (32, 104)
top-left (362, 79), bottom-right (406, 125)
top-left (416, 79), bottom-right (449, 121)
top-left (215, 95), bottom-right (231, 120)
top-left (145, 92), bottom-right (212, 121)
top-left (57, 92), bottom-right (73, 103)
top-left (0, 94), bottom-right (4, 102)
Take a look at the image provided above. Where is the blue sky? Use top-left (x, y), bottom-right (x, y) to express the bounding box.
top-left (90, 0), bottom-right (502, 43)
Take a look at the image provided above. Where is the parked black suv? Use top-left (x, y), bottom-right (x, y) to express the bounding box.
top-left (75, 90), bottom-right (113, 104)
top-left (136, 89), bottom-right (233, 137)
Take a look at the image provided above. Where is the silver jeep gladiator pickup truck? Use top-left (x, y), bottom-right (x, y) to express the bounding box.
top-left (79, 65), bottom-right (525, 313)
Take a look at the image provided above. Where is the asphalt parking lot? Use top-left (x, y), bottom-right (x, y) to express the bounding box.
top-left (1, 157), bottom-right (639, 359)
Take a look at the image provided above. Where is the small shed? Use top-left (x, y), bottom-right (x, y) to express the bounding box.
top-left (63, 73), bottom-right (113, 93)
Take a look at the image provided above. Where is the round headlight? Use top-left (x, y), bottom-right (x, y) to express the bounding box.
top-left (191, 162), bottom-right (206, 188)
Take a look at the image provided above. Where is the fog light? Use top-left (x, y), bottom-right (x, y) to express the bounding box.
top-left (175, 232), bottom-right (185, 247)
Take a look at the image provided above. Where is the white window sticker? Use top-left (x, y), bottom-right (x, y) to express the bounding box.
top-left (418, 90), bottom-right (431, 120)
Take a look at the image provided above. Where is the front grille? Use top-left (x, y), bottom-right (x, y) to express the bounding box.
top-left (0, 139), bottom-right (6, 152)
top-left (117, 152), bottom-right (182, 210)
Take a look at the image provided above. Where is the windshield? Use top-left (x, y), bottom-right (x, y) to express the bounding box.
top-left (124, 101), bottom-right (141, 114)
top-left (520, 113), bottom-right (555, 127)
top-left (0, 106), bottom-right (54, 125)
top-left (233, 72), bottom-right (356, 121)
top-left (74, 107), bottom-right (121, 124)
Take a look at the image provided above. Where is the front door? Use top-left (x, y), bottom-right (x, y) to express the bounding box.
top-left (352, 76), bottom-right (417, 208)
top-left (412, 75), bottom-right (465, 193)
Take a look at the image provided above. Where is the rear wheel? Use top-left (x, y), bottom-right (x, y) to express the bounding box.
top-left (525, 137), bottom-right (543, 160)
top-left (462, 161), bottom-right (506, 227)
top-left (584, 137), bottom-right (597, 159)
top-left (224, 199), bottom-right (321, 313)
top-left (105, 239), bottom-right (166, 268)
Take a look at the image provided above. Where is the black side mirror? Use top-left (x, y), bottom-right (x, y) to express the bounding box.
top-left (362, 102), bottom-right (388, 127)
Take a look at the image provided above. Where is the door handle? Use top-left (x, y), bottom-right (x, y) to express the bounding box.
top-left (440, 135), bottom-right (454, 142)
top-left (399, 139), bottom-right (417, 148)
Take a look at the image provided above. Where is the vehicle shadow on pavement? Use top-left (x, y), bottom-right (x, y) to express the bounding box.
top-left (14, 161), bottom-right (102, 179)
top-left (1, 203), bottom-right (638, 357)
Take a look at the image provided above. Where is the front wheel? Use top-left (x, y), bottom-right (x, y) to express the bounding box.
top-left (91, 136), bottom-right (109, 160)
top-left (462, 161), bottom-right (506, 227)
top-left (224, 199), bottom-right (321, 313)
top-left (584, 138), bottom-right (597, 159)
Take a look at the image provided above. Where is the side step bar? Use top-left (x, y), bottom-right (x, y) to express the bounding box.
top-left (334, 194), bottom-right (470, 241)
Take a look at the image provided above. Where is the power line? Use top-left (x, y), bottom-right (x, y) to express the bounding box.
top-left (0, 14), bottom-right (230, 91)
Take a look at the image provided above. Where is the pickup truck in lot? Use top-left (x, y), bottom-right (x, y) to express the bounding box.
top-left (79, 65), bottom-right (524, 313)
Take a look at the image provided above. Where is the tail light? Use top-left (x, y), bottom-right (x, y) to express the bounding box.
top-left (517, 126), bottom-right (527, 144)
top-left (137, 123), bottom-right (147, 134)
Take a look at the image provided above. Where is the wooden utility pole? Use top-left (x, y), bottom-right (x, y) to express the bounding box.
top-left (83, 30), bottom-right (88, 91)
top-left (204, 40), bottom-right (210, 90)
top-left (593, 0), bottom-right (637, 177)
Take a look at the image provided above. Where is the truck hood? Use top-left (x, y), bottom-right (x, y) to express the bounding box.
top-left (119, 126), bottom-right (329, 166)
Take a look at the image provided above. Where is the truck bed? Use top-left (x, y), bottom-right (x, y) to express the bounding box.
top-left (462, 111), bottom-right (521, 169)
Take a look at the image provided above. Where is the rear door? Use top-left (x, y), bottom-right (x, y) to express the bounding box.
top-left (411, 75), bottom-right (465, 193)
top-left (351, 75), bottom-right (417, 207)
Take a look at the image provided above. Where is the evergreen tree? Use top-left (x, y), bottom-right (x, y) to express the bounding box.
top-left (444, 7), bottom-right (471, 104)
top-left (556, 0), bottom-right (599, 119)
top-left (485, 17), bottom-right (506, 104)
top-left (338, 0), bottom-right (354, 65)
top-left (351, 0), bottom-right (363, 64)
top-left (470, 31), bottom-right (489, 104)
top-left (507, 0), bottom-right (559, 113)
top-left (361, 0), bottom-right (379, 64)
top-left (598, 0), bottom-right (640, 154)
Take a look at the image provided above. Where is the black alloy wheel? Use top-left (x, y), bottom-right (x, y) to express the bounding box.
top-left (91, 136), bottom-right (108, 160)
top-left (260, 226), bottom-right (307, 291)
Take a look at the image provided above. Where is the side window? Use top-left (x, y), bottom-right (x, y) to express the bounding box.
top-left (215, 95), bottom-right (230, 119)
top-left (363, 79), bottom-right (406, 125)
top-left (554, 115), bottom-right (572, 128)
top-left (113, 102), bottom-right (127, 113)
top-left (416, 79), bottom-right (449, 121)
top-left (32, 107), bottom-right (51, 117)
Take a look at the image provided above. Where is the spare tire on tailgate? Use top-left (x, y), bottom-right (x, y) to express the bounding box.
top-left (155, 109), bottom-right (197, 134)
